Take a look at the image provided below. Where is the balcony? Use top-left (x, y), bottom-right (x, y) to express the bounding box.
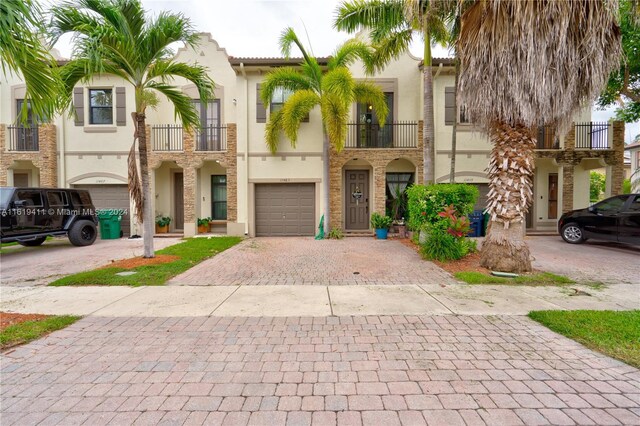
top-left (152, 125), bottom-right (227, 152)
top-left (575, 122), bottom-right (611, 150)
top-left (7, 125), bottom-right (39, 151)
top-left (536, 125), bottom-right (559, 149)
top-left (345, 122), bottom-right (418, 149)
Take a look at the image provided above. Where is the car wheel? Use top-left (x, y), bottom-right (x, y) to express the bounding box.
top-left (561, 223), bottom-right (585, 244)
top-left (18, 237), bottom-right (47, 247)
top-left (68, 220), bottom-right (97, 246)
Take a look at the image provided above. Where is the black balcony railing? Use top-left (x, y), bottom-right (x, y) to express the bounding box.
top-left (152, 125), bottom-right (183, 151)
top-left (346, 122), bottom-right (418, 149)
top-left (575, 122), bottom-right (610, 150)
top-left (195, 125), bottom-right (227, 151)
top-left (536, 125), bottom-right (559, 149)
top-left (7, 125), bottom-right (39, 151)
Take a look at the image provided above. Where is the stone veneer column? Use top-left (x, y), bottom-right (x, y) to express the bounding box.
top-left (416, 120), bottom-right (425, 184)
top-left (610, 121), bottom-right (625, 196)
top-left (178, 162), bottom-right (197, 237)
top-left (562, 164), bottom-right (574, 213)
top-left (0, 125), bottom-right (7, 186)
top-left (329, 152), bottom-right (344, 229)
top-left (563, 125), bottom-right (575, 150)
top-left (373, 162), bottom-right (386, 216)
top-left (38, 124), bottom-right (58, 187)
top-left (225, 124), bottom-right (237, 222)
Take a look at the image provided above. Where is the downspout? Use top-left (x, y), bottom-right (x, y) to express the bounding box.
top-left (434, 62), bottom-right (443, 79)
top-left (240, 62), bottom-right (249, 235)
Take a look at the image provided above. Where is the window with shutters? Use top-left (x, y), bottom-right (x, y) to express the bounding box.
top-left (458, 104), bottom-right (471, 124)
top-left (257, 84), bottom-right (308, 122)
top-left (88, 89), bottom-right (113, 124)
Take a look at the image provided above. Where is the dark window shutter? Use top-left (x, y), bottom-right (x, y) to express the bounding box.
top-left (116, 87), bottom-right (126, 126)
top-left (73, 87), bottom-right (84, 126)
top-left (444, 87), bottom-right (455, 125)
top-left (256, 84), bottom-right (266, 123)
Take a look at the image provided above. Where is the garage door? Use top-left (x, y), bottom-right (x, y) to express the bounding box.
top-left (74, 184), bottom-right (131, 237)
top-left (255, 183), bottom-right (315, 236)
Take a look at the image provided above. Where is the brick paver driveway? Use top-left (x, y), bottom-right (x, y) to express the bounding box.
top-left (2, 315), bottom-right (639, 425)
top-left (169, 237), bottom-right (456, 286)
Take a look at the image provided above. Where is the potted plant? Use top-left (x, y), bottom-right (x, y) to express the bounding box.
top-left (197, 217), bottom-right (211, 234)
top-left (155, 215), bottom-right (171, 233)
top-left (370, 212), bottom-right (393, 240)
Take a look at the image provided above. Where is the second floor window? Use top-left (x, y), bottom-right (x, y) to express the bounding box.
top-left (270, 87), bottom-right (292, 114)
top-left (89, 89), bottom-right (113, 124)
top-left (459, 104), bottom-right (471, 124)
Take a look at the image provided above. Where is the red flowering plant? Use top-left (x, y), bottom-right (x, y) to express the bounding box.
top-left (437, 205), bottom-right (470, 238)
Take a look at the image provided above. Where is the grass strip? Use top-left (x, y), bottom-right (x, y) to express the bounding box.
top-left (49, 236), bottom-right (242, 286)
top-left (455, 271), bottom-right (574, 285)
top-left (529, 310), bottom-right (640, 368)
top-left (1, 316), bottom-right (80, 350)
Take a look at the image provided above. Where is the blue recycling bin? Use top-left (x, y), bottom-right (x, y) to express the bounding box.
top-left (467, 210), bottom-right (484, 238)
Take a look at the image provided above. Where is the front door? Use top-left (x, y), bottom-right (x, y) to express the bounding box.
top-left (345, 170), bottom-right (369, 230)
top-left (173, 172), bottom-right (184, 231)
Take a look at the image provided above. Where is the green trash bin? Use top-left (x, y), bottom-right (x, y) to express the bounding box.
top-left (97, 211), bottom-right (122, 240)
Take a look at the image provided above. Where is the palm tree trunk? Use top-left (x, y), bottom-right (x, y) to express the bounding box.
top-left (136, 112), bottom-right (155, 258)
top-left (423, 28), bottom-right (435, 185)
top-left (323, 132), bottom-right (330, 234)
top-left (480, 122), bottom-right (535, 273)
top-left (449, 56), bottom-right (459, 183)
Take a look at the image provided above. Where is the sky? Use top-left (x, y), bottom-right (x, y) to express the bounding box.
top-left (49, 0), bottom-right (638, 143)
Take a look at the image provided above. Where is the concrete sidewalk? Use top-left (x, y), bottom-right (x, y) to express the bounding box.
top-left (1, 283), bottom-right (637, 317)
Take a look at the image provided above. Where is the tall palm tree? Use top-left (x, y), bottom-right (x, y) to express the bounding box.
top-left (335, 0), bottom-right (450, 184)
top-left (457, 0), bottom-right (621, 272)
top-left (51, 0), bottom-right (215, 258)
top-left (0, 0), bottom-right (61, 122)
top-left (262, 28), bottom-right (388, 233)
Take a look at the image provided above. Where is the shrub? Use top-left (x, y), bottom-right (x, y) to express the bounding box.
top-left (420, 205), bottom-right (477, 262)
top-left (406, 184), bottom-right (479, 231)
top-left (327, 227), bottom-right (344, 239)
top-left (370, 212), bottom-right (393, 229)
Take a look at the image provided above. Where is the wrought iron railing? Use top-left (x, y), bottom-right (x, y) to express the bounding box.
top-left (7, 125), bottom-right (39, 151)
top-left (345, 122), bottom-right (418, 149)
top-left (195, 125), bottom-right (227, 151)
top-left (536, 125), bottom-right (559, 149)
top-left (152, 124), bottom-right (183, 151)
top-left (575, 122), bottom-right (610, 150)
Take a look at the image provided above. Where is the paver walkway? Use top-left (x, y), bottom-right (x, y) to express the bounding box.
top-left (2, 315), bottom-right (639, 426)
top-left (168, 238), bottom-right (456, 286)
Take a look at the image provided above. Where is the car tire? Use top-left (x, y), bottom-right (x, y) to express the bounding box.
top-left (68, 220), bottom-right (97, 246)
top-left (18, 237), bottom-right (47, 247)
top-left (561, 223), bottom-right (586, 244)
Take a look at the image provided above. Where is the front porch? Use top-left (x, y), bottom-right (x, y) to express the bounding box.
top-left (0, 123), bottom-right (58, 187)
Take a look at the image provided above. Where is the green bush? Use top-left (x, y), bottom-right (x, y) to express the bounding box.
top-left (370, 212), bottom-right (393, 229)
top-left (406, 184), bottom-right (479, 231)
top-left (419, 204), bottom-right (478, 262)
top-left (327, 227), bottom-right (344, 239)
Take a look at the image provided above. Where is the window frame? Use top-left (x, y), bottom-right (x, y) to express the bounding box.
top-left (458, 103), bottom-right (471, 124)
top-left (211, 175), bottom-right (227, 220)
top-left (88, 88), bottom-right (114, 125)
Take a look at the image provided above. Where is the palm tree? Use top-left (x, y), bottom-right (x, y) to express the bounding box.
top-left (457, 0), bottom-right (621, 272)
top-left (335, 0), bottom-right (450, 185)
top-left (0, 0), bottom-right (61, 122)
top-left (51, 0), bottom-right (215, 258)
top-left (262, 28), bottom-right (388, 233)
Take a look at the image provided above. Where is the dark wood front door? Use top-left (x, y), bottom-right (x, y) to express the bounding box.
top-left (345, 170), bottom-right (369, 230)
top-left (173, 172), bottom-right (184, 230)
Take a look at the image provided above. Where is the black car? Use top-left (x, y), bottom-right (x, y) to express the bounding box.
top-left (558, 194), bottom-right (640, 245)
top-left (0, 187), bottom-right (98, 247)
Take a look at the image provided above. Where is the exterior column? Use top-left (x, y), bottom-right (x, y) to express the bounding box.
top-left (416, 120), bottom-right (424, 184)
top-left (373, 163), bottom-right (386, 216)
top-left (180, 165), bottom-right (197, 237)
top-left (38, 124), bottom-right (58, 187)
top-left (226, 124), bottom-right (237, 222)
top-left (0, 125), bottom-right (7, 186)
top-left (329, 153), bottom-right (343, 229)
top-left (562, 163), bottom-right (574, 213)
top-left (609, 121), bottom-right (625, 196)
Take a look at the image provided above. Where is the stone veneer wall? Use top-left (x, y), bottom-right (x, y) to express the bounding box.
top-left (536, 121), bottom-right (625, 213)
top-left (148, 123), bottom-right (237, 234)
top-left (0, 123), bottom-right (57, 187)
top-left (329, 121), bottom-right (424, 229)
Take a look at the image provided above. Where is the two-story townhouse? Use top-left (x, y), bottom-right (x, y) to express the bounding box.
top-left (0, 33), bottom-right (625, 238)
top-left (627, 138), bottom-right (640, 192)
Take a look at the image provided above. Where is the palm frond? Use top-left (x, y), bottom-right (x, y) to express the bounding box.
top-left (139, 11), bottom-right (198, 69)
top-left (370, 28), bottom-right (413, 71)
top-left (320, 93), bottom-right (350, 152)
top-left (146, 60), bottom-right (215, 106)
top-left (458, 0), bottom-right (622, 131)
top-left (281, 90), bottom-right (321, 144)
top-left (334, 0), bottom-right (406, 41)
top-left (353, 81), bottom-right (389, 126)
top-left (321, 68), bottom-right (355, 103)
top-left (328, 39), bottom-right (375, 74)
top-left (265, 108), bottom-right (285, 154)
top-left (128, 139), bottom-right (143, 222)
top-left (260, 68), bottom-right (314, 107)
top-left (145, 81), bottom-right (200, 129)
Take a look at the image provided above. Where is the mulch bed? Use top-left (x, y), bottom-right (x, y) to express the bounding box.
top-left (0, 313), bottom-right (50, 332)
top-left (102, 254), bottom-right (180, 269)
top-left (399, 237), bottom-right (491, 275)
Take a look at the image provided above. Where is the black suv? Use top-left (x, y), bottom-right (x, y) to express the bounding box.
top-left (1, 187), bottom-right (99, 247)
top-left (558, 194), bottom-right (640, 245)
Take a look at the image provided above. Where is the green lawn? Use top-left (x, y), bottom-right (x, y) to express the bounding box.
top-left (529, 310), bottom-right (640, 368)
top-left (0, 316), bottom-right (80, 350)
top-left (455, 271), bottom-right (574, 285)
top-left (49, 236), bottom-right (242, 286)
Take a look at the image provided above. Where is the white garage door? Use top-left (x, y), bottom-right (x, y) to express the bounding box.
top-left (74, 184), bottom-right (131, 237)
top-left (255, 184), bottom-right (315, 236)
